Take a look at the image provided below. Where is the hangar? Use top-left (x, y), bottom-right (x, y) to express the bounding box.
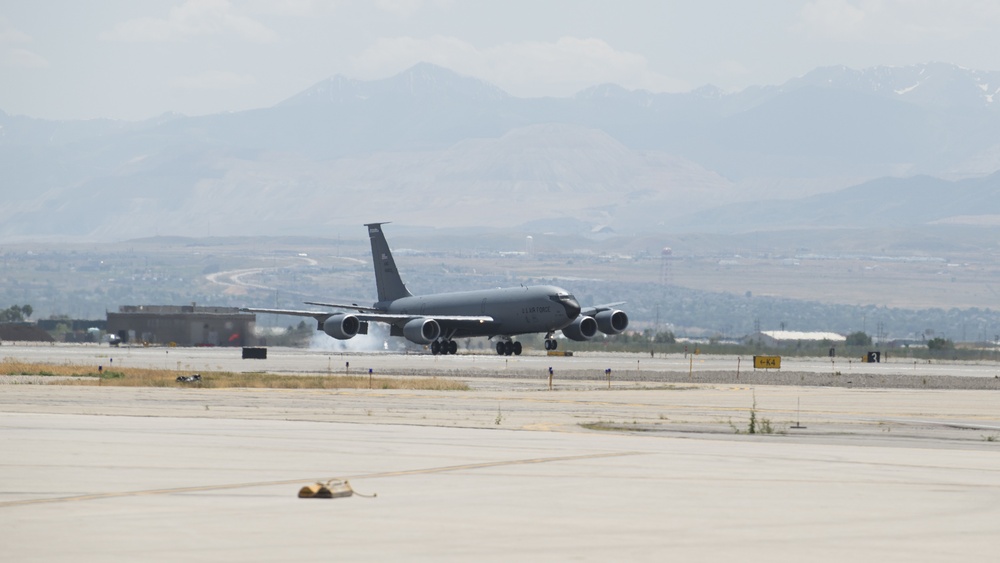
top-left (0, 323), bottom-right (55, 343)
top-left (747, 330), bottom-right (846, 348)
top-left (106, 305), bottom-right (256, 347)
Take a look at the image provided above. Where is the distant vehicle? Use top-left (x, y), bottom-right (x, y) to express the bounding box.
top-left (244, 223), bottom-right (628, 355)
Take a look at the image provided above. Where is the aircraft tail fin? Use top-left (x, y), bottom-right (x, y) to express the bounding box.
top-left (365, 222), bottom-right (413, 302)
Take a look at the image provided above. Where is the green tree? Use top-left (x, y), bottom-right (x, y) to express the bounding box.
top-left (0, 304), bottom-right (32, 323)
top-left (653, 330), bottom-right (676, 344)
top-left (927, 337), bottom-right (954, 351)
top-left (50, 322), bottom-right (72, 341)
top-left (845, 331), bottom-right (872, 346)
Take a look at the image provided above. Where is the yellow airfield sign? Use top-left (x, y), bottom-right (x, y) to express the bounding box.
top-left (753, 355), bottom-right (781, 369)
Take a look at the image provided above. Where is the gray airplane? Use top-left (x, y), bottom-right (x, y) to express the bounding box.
top-left (245, 223), bottom-right (629, 355)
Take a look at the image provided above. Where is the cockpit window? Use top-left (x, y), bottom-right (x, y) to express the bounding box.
top-left (550, 292), bottom-right (582, 317)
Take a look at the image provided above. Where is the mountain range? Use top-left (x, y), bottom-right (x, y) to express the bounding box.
top-left (2, 61), bottom-right (1000, 240)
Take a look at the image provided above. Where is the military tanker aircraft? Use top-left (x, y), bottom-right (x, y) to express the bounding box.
top-left (244, 223), bottom-right (628, 355)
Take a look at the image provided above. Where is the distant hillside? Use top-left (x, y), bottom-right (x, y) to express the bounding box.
top-left (2, 62), bottom-right (1000, 240)
top-left (677, 171), bottom-right (1000, 233)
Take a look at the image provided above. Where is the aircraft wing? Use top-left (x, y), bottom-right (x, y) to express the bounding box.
top-left (242, 307), bottom-right (492, 327)
top-left (303, 301), bottom-right (378, 313)
top-left (241, 307), bottom-right (333, 322)
top-left (302, 301), bottom-right (493, 326)
top-left (355, 312), bottom-right (495, 327)
top-left (580, 302), bottom-right (627, 317)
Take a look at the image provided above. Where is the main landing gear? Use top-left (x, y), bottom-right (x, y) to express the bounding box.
top-left (430, 339), bottom-right (458, 355)
top-left (495, 338), bottom-right (522, 356)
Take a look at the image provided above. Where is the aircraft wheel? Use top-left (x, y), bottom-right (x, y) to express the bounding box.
top-left (551, 339), bottom-right (558, 350)
top-left (544, 339), bottom-right (553, 350)
top-left (448, 340), bottom-right (458, 355)
top-left (504, 341), bottom-right (514, 356)
top-left (513, 341), bottom-right (522, 355)
top-left (431, 340), bottom-right (440, 355)
top-left (496, 342), bottom-right (505, 355)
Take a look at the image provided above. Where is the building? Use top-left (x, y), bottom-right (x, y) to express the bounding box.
top-left (747, 330), bottom-right (846, 348)
top-left (36, 318), bottom-right (109, 343)
top-left (36, 319), bottom-right (108, 332)
top-left (0, 323), bottom-right (55, 343)
top-left (107, 305), bottom-right (256, 347)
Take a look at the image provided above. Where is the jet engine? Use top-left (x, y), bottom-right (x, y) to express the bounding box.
top-left (322, 313), bottom-right (361, 340)
top-left (562, 315), bottom-right (598, 341)
top-left (595, 309), bottom-right (629, 335)
top-left (402, 317), bottom-right (440, 345)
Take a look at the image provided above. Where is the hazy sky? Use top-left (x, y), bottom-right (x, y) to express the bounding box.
top-left (3, 0), bottom-right (1000, 121)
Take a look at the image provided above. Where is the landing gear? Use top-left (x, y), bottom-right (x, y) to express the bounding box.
top-left (431, 339), bottom-right (459, 355)
top-left (494, 338), bottom-right (522, 356)
top-left (543, 331), bottom-right (558, 351)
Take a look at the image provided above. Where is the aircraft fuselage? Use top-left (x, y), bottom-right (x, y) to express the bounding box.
top-left (382, 285), bottom-right (579, 338)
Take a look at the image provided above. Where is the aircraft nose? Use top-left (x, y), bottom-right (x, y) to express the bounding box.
top-left (563, 297), bottom-right (581, 319)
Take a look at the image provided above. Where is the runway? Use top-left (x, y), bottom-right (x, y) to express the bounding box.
top-left (1, 345), bottom-right (999, 561)
top-left (5, 342), bottom-right (1000, 384)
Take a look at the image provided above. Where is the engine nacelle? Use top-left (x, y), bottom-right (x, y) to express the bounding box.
top-left (402, 317), bottom-right (440, 345)
top-left (595, 309), bottom-right (629, 335)
top-left (562, 315), bottom-right (598, 341)
top-left (322, 313), bottom-right (361, 340)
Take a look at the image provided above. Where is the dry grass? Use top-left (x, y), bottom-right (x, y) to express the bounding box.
top-left (0, 359), bottom-right (469, 391)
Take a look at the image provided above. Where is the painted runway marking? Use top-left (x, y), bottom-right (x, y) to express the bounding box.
top-left (0, 451), bottom-right (643, 508)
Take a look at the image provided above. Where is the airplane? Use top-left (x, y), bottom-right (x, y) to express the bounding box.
top-left (243, 222), bottom-right (629, 356)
